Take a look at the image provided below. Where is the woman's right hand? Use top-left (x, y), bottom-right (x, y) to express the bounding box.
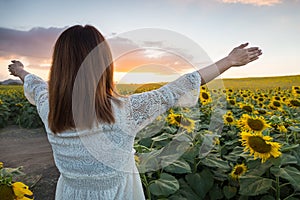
top-left (8, 60), bottom-right (25, 77)
top-left (8, 60), bottom-right (29, 82)
top-left (227, 43), bottom-right (262, 67)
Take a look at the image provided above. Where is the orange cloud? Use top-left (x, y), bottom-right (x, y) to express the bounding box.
top-left (220, 0), bottom-right (282, 6)
top-left (114, 49), bottom-right (194, 75)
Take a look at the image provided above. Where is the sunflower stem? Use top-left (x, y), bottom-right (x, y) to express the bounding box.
top-left (276, 176), bottom-right (280, 200)
top-left (142, 173), bottom-right (151, 200)
top-left (293, 131), bottom-right (297, 144)
top-left (285, 131), bottom-right (289, 143)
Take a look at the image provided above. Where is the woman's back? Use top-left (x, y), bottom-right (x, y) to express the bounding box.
top-left (23, 71), bottom-right (201, 199)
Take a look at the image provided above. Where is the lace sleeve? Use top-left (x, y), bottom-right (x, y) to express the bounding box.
top-left (126, 71), bottom-right (201, 134)
top-left (23, 74), bottom-right (49, 123)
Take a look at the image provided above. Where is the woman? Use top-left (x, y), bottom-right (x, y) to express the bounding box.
top-left (8, 25), bottom-right (262, 200)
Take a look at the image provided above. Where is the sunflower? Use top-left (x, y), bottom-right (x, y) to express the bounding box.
top-left (240, 132), bottom-right (281, 163)
top-left (239, 103), bottom-right (254, 113)
top-left (223, 111), bottom-right (236, 126)
top-left (269, 99), bottom-right (283, 110)
top-left (166, 111), bottom-right (181, 127)
top-left (277, 125), bottom-right (288, 133)
top-left (238, 114), bottom-right (271, 133)
top-left (257, 96), bottom-right (266, 103)
top-left (166, 111), bottom-right (195, 133)
top-left (179, 117), bottom-right (195, 133)
top-left (199, 89), bottom-right (212, 105)
top-left (287, 98), bottom-right (300, 108)
top-left (254, 109), bottom-right (270, 115)
top-left (227, 97), bottom-right (236, 106)
top-left (134, 155), bottom-right (140, 164)
top-left (230, 163), bottom-right (247, 180)
top-left (12, 182), bottom-right (33, 200)
top-left (252, 95), bottom-right (259, 100)
top-left (292, 86), bottom-right (300, 96)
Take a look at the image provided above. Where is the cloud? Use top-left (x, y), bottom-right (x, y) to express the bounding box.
top-left (0, 26), bottom-right (66, 58)
top-left (220, 0), bottom-right (282, 6)
top-left (0, 26), bottom-right (204, 79)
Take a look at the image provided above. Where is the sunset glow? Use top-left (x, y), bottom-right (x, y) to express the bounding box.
top-left (0, 0), bottom-right (299, 83)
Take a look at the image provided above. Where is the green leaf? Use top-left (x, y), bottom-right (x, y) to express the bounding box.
top-left (152, 133), bottom-right (173, 142)
top-left (260, 195), bottom-right (275, 200)
top-left (280, 154), bottom-right (298, 166)
top-left (281, 144), bottom-right (299, 152)
top-left (149, 173), bottom-right (179, 196)
top-left (239, 176), bottom-right (273, 196)
top-left (246, 159), bottom-right (273, 177)
top-left (278, 166), bottom-right (300, 191)
top-left (169, 178), bottom-right (201, 200)
top-left (201, 155), bottom-right (230, 170)
top-left (185, 169), bottom-right (214, 199)
top-left (182, 146), bottom-right (200, 164)
top-left (223, 186), bottom-right (237, 199)
top-left (163, 159), bottom-right (191, 174)
top-left (288, 126), bottom-right (300, 132)
top-left (138, 149), bottom-right (162, 172)
top-left (209, 184), bottom-right (224, 200)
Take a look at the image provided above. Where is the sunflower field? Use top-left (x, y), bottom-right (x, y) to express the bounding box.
top-left (0, 85), bottom-right (43, 128)
top-left (134, 85), bottom-right (300, 200)
top-left (1, 80), bottom-right (300, 199)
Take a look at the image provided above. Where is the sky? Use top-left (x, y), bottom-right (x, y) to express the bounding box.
top-left (0, 0), bottom-right (299, 83)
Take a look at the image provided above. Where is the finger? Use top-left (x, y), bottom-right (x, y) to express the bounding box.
top-left (238, 42), bottom-right (249, 49)
top-left (247, 47), bottom-right (260, 52)
top-left (249, 56), bottom-right (259, 62)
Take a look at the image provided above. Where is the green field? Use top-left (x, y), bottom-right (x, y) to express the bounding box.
top-left (116, 75), bottom-right (300, 94)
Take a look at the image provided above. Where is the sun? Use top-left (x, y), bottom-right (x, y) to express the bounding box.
top-left (240, 132), bottom-right (281, 163)
top-left (230, 163), bottom-right (247, 180)
top-left (238, 114), bottom-right (271, 133)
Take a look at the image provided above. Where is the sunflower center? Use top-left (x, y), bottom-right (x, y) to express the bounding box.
top-left (242, 106), bottom-right (253, 112)
top-left (291, 100), bottom-right (300, 107)
top-left (202, 92), bottom-right (209, 100)
top-left (274, 96), bottom-right (280, 101)
top-left (229, 100), bottom-right (236, 105)
top-left (247, 119), bottom-right (264, 131)
top-left (174, 115), bottom-right (182, 123)
top-left (234, 167), bottom-right (244, 175)
top-left (258, 110), bottom-right (267, 114)
top-left (226, 117), bottom-right (234, 123)
top-left (273, 101), bottom-right (281, 107)
top-left (248, 136), bottom-right (271, 153)
top-left (258, 97), bottom-right (264, 102)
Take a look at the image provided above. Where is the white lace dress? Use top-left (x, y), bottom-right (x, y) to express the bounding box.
top-left (23, 71), bottom-right (201, 200)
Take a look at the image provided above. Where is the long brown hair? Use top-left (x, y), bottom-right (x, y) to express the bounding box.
top-left (48, 25), bottom-right (120, 134)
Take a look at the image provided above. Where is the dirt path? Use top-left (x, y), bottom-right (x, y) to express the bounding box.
top-left (0, 125), bottom-right (59, 200)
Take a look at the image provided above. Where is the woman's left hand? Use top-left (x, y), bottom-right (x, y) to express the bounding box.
top-left (227, 43), bottom-right (262, 67)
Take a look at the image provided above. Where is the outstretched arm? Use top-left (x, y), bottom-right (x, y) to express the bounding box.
top-left (198, 43), bottom-right (262, 85)
top-left (8, 60), bottom-right (30, 83)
